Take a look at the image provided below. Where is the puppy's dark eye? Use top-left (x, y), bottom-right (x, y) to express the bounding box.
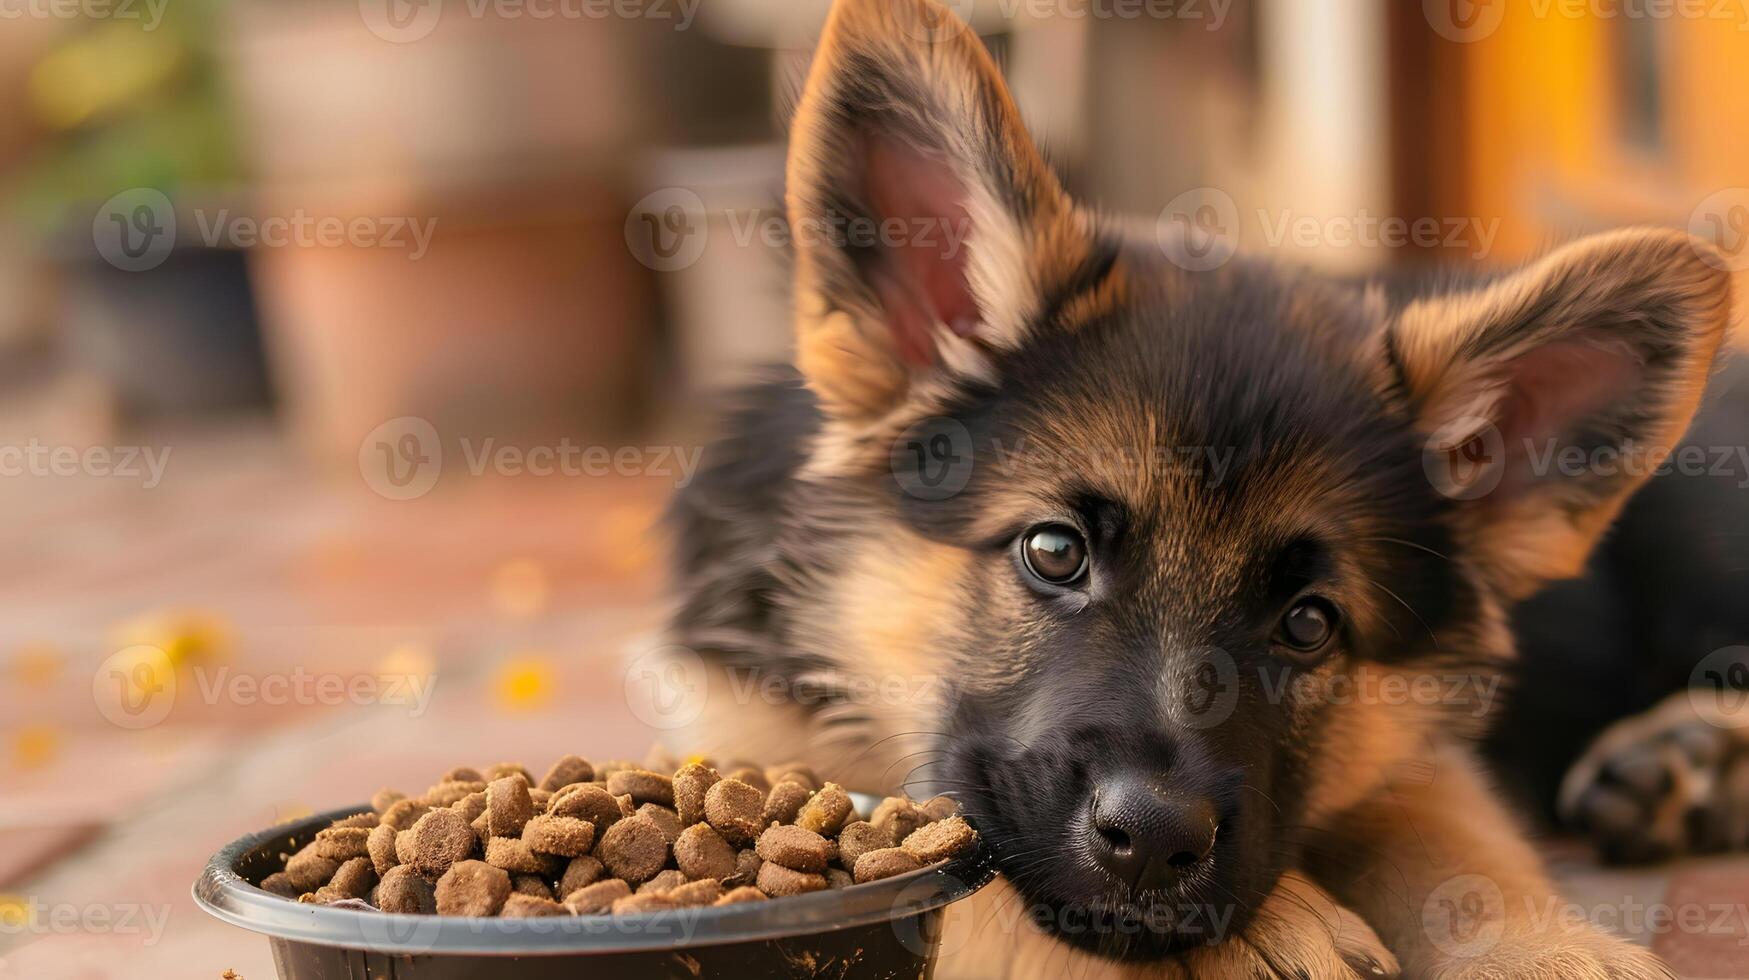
top-left (1277, 598), bottom-right (1338, 658)
top-left (1021, 525), bottom-right (1088, 585)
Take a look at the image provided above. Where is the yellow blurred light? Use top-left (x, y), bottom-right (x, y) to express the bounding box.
top-left (602, 504), bottom-right (660, 575)
top-left (10, 645), bottom-right (63, 687)
top-left (111, 610), bottom-right (232, 668)
top-left (495, 656), bottom-right (555, 712)
top-left (28, 24), bottom-right (183, 130)
top-left (12, 726), bottom-right (60, 770)
top-left (0, 895), bottom-right (27, 930)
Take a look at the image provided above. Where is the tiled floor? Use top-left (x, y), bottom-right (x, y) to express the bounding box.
top-left (1, 424), bottom-right (1745, 979)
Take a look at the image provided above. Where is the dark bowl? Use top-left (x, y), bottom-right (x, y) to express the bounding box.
top-left (195, 797), bottom-right (995, 979)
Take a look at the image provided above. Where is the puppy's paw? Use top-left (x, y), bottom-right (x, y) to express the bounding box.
top-left (1427, 928), bottom-right (1672, 980)
top-left (1559, 688), bottom-right (1749, 862)
top-left (1176, 872), bottom-right (1399, 979)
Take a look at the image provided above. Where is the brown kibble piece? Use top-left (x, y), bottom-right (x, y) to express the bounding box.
top-left (763, 781), bottom-right (811, 825)
top-left (485, 837), bottom-right (556, 875)
top-left (260, 872), bottom-right (302, 898)
top-left (636, 804), bottom-right (682, 844)
top-left (407, 809), bottom-right (479, 879)
top-left (795, 782), bottom-right (854, 837)
top-left (372, 788), bottom-right (407, 813)
top-left (451, 791), bottom-right (487, 825)
top-left (704, 778), bottom-right (764, 845)
top-left (425, 780), bottom-right (486, 807)
top-left (853, 848), bottom-right (923, 884)
top-left (674, 823), bottom-right (736, 882)
top-left (836, 821), bottom-right (892, 871)
top-left (395, 829), bottom-right (416, 867)
top-left (312, 827), bottom-right (371, 860)
top-left (435, 860), bottom-right (511, 916)
top-left (540, 754), bottom-right (595, 792)
top-left (612, 892), bottom-right (679, 915)
top-left (470, 811), bottom-right (490, 846)
top-left (667, 878), bottom-right (722, 907)
top-left (501, 894), bottom-right (567, 917)
top-left (558, 855), bottom-right (604, 896)
top-left (597, 815), bottom-right (669, 883)
top-left (367, 823), bottom-right (400, 875)
top-left (606, 769), bottom-right (674, 807)
top-left (565, 878), bottom-right (632, 914)
top-left (486, 776), bottom-right (534, 838)
top-left (919, 795), bottom-right (960, 821)
top-left (672, 762), bottom-right (719, 826)
top-left (441, 766), bottom-right (485, 784)
top-left (825, 868), bottom-right (853, 890)
top-left (902, 816), bottom-right (977, 863)
top-left (637, 869), bottom-right (687, 894)
top-left (714, 885), bottom-right (768, 906)
top-left (485, 763), bottom-right (534, 786)
top-left (548, 783), bottom-right (622, 830)
top-left (755, 825), bottom-right (829, 873)
top-left (726, 767), bottom-right (770, 793)
top-left (511, 874), bottom-right (553, 899)
top-left (381, 798), bottom-right (432, 832)
top-left (522, 815), bottom-right (595, 857)
top-left (331, 811), bottom-right (380, 829)
top-left (284, 846), bottom-right (339, 891)
top-left (764, 764), bottom-right (818, 791)
top-left (614, 794), bottom-right (637, 818)
top-left (756, 861), bottom-right (828, 897)
top-left (377, 866), bottom-right (437, 914)
top-left (730, 849), bottom-right (762, 886)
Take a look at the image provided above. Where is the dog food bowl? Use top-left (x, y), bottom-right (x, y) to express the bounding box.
top-left (195, 796), bottom-right (995, 979)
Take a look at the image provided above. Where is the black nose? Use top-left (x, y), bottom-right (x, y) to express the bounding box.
top-left (1088, 775), bottom-right (1219, 892)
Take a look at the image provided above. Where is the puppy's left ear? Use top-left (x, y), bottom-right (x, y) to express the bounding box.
top-left (1389, 228), bottom-right (1732, 600)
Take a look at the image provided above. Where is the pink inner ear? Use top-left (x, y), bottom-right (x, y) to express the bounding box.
top-left (1494, 339), bottom-right (1642, 497)
top-left (862, 132), bottom-right (980, 368)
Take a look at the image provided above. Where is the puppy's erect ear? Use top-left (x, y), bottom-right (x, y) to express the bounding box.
top-left (1390, 228), bottom-right (1732, 600)
top-left (787, 0), bottom-right (1108, 426)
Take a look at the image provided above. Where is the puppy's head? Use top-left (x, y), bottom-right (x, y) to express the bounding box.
top-left (775, 0), bottom-right (1731, 959)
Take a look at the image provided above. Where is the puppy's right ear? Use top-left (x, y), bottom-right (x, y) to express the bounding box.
top-left (787, 0), bottom-right (1109, 428)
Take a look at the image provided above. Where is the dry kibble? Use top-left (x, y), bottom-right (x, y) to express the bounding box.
top-left (597, 815), bottom-right (669, 883)
top-left (501, 893), bottom-right (568, 917)
top-left (372, 788), bottom-right (407, 813)
top-left (726, 767), bottom-right (770, 793)
top-left (395, 829), bottom-right (417, 867)
top-left (606, 769), bottom-right (675, 807)
top-left (637, 869), bottom-right (687, 894)
top-left (367, 823), bottom-right (400, 875)
top-left (511, 874), bottom-right (553, 899)
top-left (704, 779), bottom-right (764, 845)
top-left (901, 816), bottom-right (977, 863)
top-left (756, 861), bottom-right (828, 897)
top-left (522, 815), bottom-right (595, 857)
top-left (435, 860), bottom-right (511, 916)
top-left (565, 878), bottom-right (632, 914)
top-left (854, 848), bottom-right (923, 883)
top-left (755, 825), bottom-right (830, 874)
top-left (260, 872), bottom-right (302, 898)
top-left (486, 776), bottom-right (534, 838)
top-left (530, 788), bottom-right (553, 812)
top-left (312, 827), bottom-right (371, 860)
top-left (730, 849), bottom-right (763, 887)
top-left (376, 866), bottom-right (436, 914)
top-left (825, 868), bottom-right (853, 890)
top-left (441, 766), bottom-right (485, 784)
top-left (870, 797), bottom-right (924, 843)
top-left (636, 804), bottom-right (682, 844)
top-left (673, 824), bottom-right (736, 882)
top-left (764, 764), bottom-right (818, 791)
top-left (485, 763), bottom-right (534, 786)
top-left (485, 837), bottom-right (556, 875)
top-left (919, 795), bottom-right (960, 821)
top-left (451, 791), bottom-right (487, 825)
top-left (549, 783), bottom-right (622, 830)
top-left (284, 846), bottom-right (339, 891)
top-left (612, 892), bottom-right (679, 915)
top-left (795, 783), bottom-right (854, 837)
top-left (672, 763), bottom-right (719, 826)
top-left (381, 798), bottom-right (432, 832)
top-left (539, 755), bottom-right (595, 792)
top-left (836, 821), bottom-right (892, 871)
top-left (667, 878), bottom-right (722, 907)
top-left (470, 811), bottom-right (490, 846)
top-left (714, 885), bottom-right (768, 906)
top-left (331, 811), bottom-right (380, 830)
top-left (425, 781), bottom-right (486, 807)
top-left (557, 855), bottom-right (604, 896)
top-left (407, 809), bottom-right (477, 879)
top-left (763, 781), bottom-right (811, 826)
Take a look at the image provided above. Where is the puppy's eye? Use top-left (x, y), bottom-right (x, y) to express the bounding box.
top-left (1021, 525), bottom-right (1088, 586)
top-left (1276, 598), bottom-right (1338, 659)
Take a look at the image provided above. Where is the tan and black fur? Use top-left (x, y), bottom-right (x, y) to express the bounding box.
top-left (661, 0), bottom-right (1735, 976)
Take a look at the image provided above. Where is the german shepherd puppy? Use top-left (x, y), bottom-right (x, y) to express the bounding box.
top-left (662, 0), bottom-right (1739, 975)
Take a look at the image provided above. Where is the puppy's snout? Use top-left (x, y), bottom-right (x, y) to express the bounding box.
top-left (1088, 775), bottom-right (1219, 892)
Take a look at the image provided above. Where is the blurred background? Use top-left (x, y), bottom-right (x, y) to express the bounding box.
top-left (0, 1), bottom-right (1746, 977)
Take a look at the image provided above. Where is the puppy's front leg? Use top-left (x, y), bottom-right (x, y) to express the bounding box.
top-left (938, 873), bottom-right (1398, 980)
top-left (1309, 742), bottom-right (1670, 980)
